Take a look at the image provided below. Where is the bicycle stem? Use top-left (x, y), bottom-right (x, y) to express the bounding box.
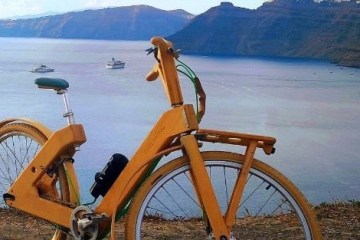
top-left (147, 37), bottom-right (184, 108)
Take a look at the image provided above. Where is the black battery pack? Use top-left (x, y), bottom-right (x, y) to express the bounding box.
top-left (90, 153), bottom-right (128, 199)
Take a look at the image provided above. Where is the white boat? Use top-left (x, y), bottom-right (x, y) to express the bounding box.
top-left (106, 58), bottom-right (125, 69)
top-left (30, 64), bottom-right (55, 73)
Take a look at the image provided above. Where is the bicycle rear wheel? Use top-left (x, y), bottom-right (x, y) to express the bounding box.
top-left (126, 151), bottom-right (321, 240)
top-left (0, 122), bottom-right (71, 240)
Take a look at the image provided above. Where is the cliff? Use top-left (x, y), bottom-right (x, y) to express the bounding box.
top-left (169, 1), bottom-right (360, 67)
top-left (0, 5), bottom-right (193, 40)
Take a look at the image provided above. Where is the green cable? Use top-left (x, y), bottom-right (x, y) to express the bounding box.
top-left (176, 59), bottom-right (197, 78)
top-left (63, 164), bottom-right (81, 206)
top-left (176, 59), bottom-right (201, 122)
top-left (177, 65), bottom-right (195, 81)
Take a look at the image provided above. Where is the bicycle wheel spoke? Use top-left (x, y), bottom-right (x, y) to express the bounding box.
top-left (172, 174), bottom-right (200, 208)
top-left (0, 141), bottom-right (16, 185)
top-left (0, 167), bottom-right (11, 187)
top-left (16, 135), bottom-right (38, 172)
top-left (1, 140), bottom-right (13, 170)
top-left (19, 136), bottom-right (34, 168)
top-left (162, 185), bottom-right (190, 218)
top-left (239, 177), bottom-right (266, 207)
top-left (4, 137), bottom-right (23, 175)
top-left (271, 198), bottom-right (290, 215)
top-left (152, 195), bottom-right (179, 218)
top-left (144, 205), bottom-right (173, 218)
top-left (223, 165), bottom-right (230, 205)
top-left (0, 180), bottom-right (8, 191)
top-left (13, 135), bottom-right (25, 174)
top-left (255, 188), bottom-right (276, 216)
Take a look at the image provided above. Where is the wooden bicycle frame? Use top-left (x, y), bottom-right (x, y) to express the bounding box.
top-left (4, 37), bottom-right (276, 240)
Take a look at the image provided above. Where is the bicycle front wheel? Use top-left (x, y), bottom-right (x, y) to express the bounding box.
top-left (126, 151), bottom-right (321, 240)
top-left (0, 122), bottom-right (71, 240)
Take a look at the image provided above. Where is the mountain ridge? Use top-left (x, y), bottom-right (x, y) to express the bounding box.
top-left (0, 1), bottom-right (359, 67)
top-left (0, 5), bottom-right (193, 40)
top-left (168, 1), bottom-right (360, 67)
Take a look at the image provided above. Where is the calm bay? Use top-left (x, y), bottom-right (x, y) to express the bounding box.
top-left (0, 37), bottom-right (359, 204)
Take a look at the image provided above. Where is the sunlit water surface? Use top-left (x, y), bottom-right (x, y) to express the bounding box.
top-left (0, 37), bottom-right (359, 204)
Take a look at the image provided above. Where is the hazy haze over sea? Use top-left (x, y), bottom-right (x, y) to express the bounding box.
top-left (0, 37), bottom-right (359, 204)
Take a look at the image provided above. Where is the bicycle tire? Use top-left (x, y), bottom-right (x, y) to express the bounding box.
top-left (126, 151), bottom-right (321, 240)
top-left (0, 122), bottom-right (71, 240)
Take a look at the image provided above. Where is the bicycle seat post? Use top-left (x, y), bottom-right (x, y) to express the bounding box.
top-left (58, 89), bottom-right (75, 125)
top-left (58, 89), bottom-right (81, 151)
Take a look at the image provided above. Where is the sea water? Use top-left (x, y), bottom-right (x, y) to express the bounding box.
top-left (0, 37), bottom-right (359, 205)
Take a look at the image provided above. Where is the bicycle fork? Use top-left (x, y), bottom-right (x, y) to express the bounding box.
top-left (181, 134), bottom-right (257, 240)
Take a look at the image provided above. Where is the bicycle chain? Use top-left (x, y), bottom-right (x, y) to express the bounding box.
top-left (40, 156), bottom-right (80, 238)
top-left (40, 194), bottom-right (78, 208)
top-left (41, 156), bottom-right (79, 209)
top-left (40, 194), bottom-right (79, 237)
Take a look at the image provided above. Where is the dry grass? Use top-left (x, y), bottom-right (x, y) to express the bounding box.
top-left (0, 201), bottom-right (359, 240)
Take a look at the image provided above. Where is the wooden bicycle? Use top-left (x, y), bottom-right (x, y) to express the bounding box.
top-left (0, 37), bottom-right (322, 239)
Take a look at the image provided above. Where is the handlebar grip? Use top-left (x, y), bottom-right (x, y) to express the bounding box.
top-left (146, 66), bottom-right (159, 81)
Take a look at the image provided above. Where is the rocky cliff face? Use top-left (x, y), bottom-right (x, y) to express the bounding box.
top-left (0, 5), bottom-right (193, 40)
top-left (169, 0), bottom-right (360, 67)
top-left (0, 1), bottom-right (358, 67)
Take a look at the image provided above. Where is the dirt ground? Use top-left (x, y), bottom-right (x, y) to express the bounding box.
top-left (0, 201), bottom-right (359, 240)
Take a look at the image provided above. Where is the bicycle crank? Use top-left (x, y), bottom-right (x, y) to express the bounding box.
top-left (70, 206), bottom-right (108, 240)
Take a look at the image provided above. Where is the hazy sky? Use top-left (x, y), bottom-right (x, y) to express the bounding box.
top-left (0, 0), bottom-right (269, 19)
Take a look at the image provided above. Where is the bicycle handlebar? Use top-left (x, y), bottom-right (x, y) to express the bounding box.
top-left (146, 37), bottom-right (206, 122)
top-left (146, 37), bottom-right (184, 107)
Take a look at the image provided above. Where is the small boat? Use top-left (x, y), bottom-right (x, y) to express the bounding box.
top-left (106, 58), bottom-right (125, 69)
top-left (30, 64), bottom-right (55, 73)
